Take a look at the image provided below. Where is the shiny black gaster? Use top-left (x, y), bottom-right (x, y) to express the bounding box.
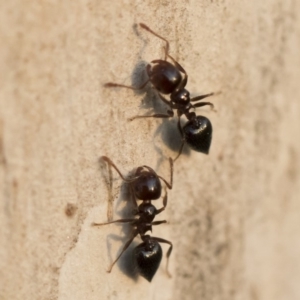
top-left (134, 239), bottom-right (163, 282)
top-left (183, 116), bottom-right (212, 154)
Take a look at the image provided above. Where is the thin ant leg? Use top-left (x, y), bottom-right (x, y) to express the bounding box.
top-left (92, 218), bottom-right (136, 226)
top-left (157, 92), bottom-right (172, 106)
top-left (140, 23), bottom-right (170, 60)
top-left (106, 232), bottom-right (138, 272)
top-left (150, 220), bottom-right (167, 226)
top-left (192, 102), bottom-right (214, 110)
top-left (104, 65), bottom-right (151, 90)
top-left (156, 188), bottom-right (168, 214)
top-left (177, 115), bottom-right (184, 137)
top-left (151, 237), bottom-right (173, 277)
top-left (135, 165), bottom-right (156, 176)
top-left (166, 53), bottom-right (186, 74)
top-left (104, 79), bottom-right (149, 90)
top-left (157, 157), bottom-right (173, 189)
top-left (174, 141), bottom-right (185, 162)
top-left (178, 75), bottom-right (188, 91)
top-left (100, 156), bottom-right (127, 181)
top-left (174, 118), bottom-right (185, 162)
top-left (100, 156), bottom-right (141, 183)
top-left (126, 85), bottom-right (176, 122)
top-left (129, 184), bottom-right (139, 210)
top-left (156, 93), bottom-right (179, 112)
top-left (139, 165), bottom-right (156, 173)
top-left (92, 221), bottom-right (138, 272)
top-left (190, 92), bottom-right (214, 102)
top-left (162, 187), bottom-right (168, 208)
top-left (141, 157), bottom-right (173, 190)
top-left (129, 111), bottom-right (174, 121)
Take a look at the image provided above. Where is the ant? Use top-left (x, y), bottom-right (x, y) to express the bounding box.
top-left (92, 156), bottom-right (173, 282)
top-left (105, 23), bottom-right (216, 161)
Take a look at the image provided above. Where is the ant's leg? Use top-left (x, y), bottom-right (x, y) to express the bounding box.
top-left (150, 220), bottom-right (167, 226)
top-left (162, 188), bottom-right (168, 208)
top-left (156, 189), bottom-right (168, 214)
top-left (126, 85), bottom-right (175, 120)
top-left (104, 79), bottom-right (149, 90)
top-left (92, 218), bottom-right (136, 226)
top-left (129, 184), bottom-right (139, 210)
top-left (190, 92), bottom-right (214, 102)
top-left (192, 102), bottom-right (214, 110)
top-left (174, 118), bottom-right (185, 162)
top-left (101, 156), bottom-right (127, 181)
top-left (174, 142), bottom-right (185, 162)
top-left (129, 110), bottom-right (174, 121)
top-left (157, 92), bottom-right (172, 106)
top-left (101, 156), bottom-right (140, 183)
top-left (177, 117), bottom-right (184, 138)
top-left (157, 157), bottom-right (173, 189)
top-left (92, 219), bottom-right (138, 272)
top-left (139, 23), bottom-right (170, 60)
top-left (106, 232), bottom-right (138, 273)
top-left (166, 53), bottom-right (187, 75)
top-left (151, 237), bottom-right (173, 277)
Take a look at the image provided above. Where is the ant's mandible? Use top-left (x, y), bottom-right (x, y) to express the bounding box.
top-left (105, 23), bottom-right (216, 161)
top-left (92, 156), bottom-right (173, 281)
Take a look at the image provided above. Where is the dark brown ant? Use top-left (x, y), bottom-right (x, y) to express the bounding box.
top-left (92, 156), bottom-right (173, 281)
top-left (105, 23), bottom-right (216, 161)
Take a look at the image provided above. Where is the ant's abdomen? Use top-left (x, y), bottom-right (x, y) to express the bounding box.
top-left (134, 241), bottom-right (163, 282)
top-left (183, 116), bottom-right (213, 154)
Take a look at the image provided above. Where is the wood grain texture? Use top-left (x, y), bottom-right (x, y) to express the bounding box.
top-left (1, 0), bottom-right (300, 299)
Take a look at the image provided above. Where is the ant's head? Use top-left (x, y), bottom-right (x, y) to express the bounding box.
top-left (133, 169), bottom-right (162, 200)
top-left (170, 88), bottom-right (190, 105)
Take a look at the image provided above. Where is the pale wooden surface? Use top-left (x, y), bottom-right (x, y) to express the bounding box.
top-left (1, 1), bottom-right (300, 300)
